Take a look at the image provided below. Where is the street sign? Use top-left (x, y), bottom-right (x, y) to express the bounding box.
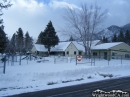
top-left (77, 56), bottom-right (82, 62)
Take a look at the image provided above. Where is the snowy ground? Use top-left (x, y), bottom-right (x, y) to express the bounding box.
top-left (0, 56), bottom-right (130, 96)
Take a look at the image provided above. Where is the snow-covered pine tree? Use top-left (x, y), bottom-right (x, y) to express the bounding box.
top-left (102, 36), bottom-right (108, 43)
top-left (24, 32), bottom-right (33, 53)
top-left (16, 28), bottom-right (24, 53)
top-left (0, 0), bottom-right (12, 53)
top-left (118, 30), bottom-right (125, 42)
top-left (124, 30), bottom-right (130, 45)
top-left (112, 34), bottom-right (117, 42)
top-left (69, 35), bottom-right (75, 41)
top-left (9, 33), bottom-right (17, 53)
top-left (0, 27), bottom-right (7, 53)
top-left (36, 31), bottom-right (43, 44)
top-left (41, 21), bottom-right (59, 55)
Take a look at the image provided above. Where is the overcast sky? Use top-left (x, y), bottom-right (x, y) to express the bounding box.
top-left (2, 0), bottom-right (130, 41)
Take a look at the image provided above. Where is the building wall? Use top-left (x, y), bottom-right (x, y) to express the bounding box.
top-left (65, 42), bottom-right (79, 57)
top-left (80, 51), bottom-right (85, 56)
top-left (31, 46), bottom-right (37, 54)
top-left (91, 50), bottom-right (111, 60)
top-left (110, 43), bottom-right (130, 60)
top-left (110, 43), bottom-right (130, 52)
top-left (31, 46), bottom-right (48, 56)
top-left (91, 43), bottom-right (130, 60)
top-left (50, 52), bottom-right (65, 56)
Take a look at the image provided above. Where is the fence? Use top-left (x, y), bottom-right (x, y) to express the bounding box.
top-left (75, 55), bottom-right (95, 65)
top-left (5, 53), bottom-right (39, 65)
top-left (54, 55), bottom-right (68, 64)
top-left (0, 54), bottom-right (6, 74)
top-left (74, 55), bottom-right (130, 66)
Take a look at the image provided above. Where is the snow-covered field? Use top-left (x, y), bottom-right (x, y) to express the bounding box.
top-left (0, 56), bottom-right (130, 97)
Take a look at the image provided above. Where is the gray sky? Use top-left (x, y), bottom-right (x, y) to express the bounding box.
top-left (2, 0), bottom-right (130, 41)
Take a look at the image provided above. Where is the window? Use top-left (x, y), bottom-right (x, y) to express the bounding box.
top-left (112, 53), bottom-right (115, 56)
top-left (79, 51), bottom-right (82, 55)
top-left (93, 52), bottom-right (97, 56)
top-left (37, 51), bottom-right (39, 55)
top-left (74, 51), bottom-right (76, 55)
top-left (119, 49), bottom-right (127, 51)
top-left (125, 54), bottom-right (130, 58)
top-left (66, 51), bottom-right (69, 55)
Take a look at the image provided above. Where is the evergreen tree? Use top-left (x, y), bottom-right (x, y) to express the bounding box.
top-left (36, 31), bottom-right (43, 44)
top-left (0, 27), bottom-right (7, 53)
top-left (102, 36), bottom-right (108, 43)
top-left (24, 32), bottom-right (33, 52)
top-left (4, 36), bottom-right (10, 53)
top-left (16, 28), bottom-right (24, 53)
top-left (41, 21), bottom-right (59, 55)
top-left (124, 30), bottom-right (130, 45)
top-left (69, 35), bottom-right (75, 41)
top-left (112, 34), bottom-right (117, 42)
top-left (0, 1), bottom-right (12, 53)
top-left (118, 30), bottom-right (125, 42)
top-left (9, 33), bottom-right (16, 53)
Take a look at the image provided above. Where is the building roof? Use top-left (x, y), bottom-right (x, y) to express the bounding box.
top-left (91, 42), bottom-right (123, 50)
top-left (34, 40), bottom-right (100, 52)
top-left (34, 42), bottom-right (71, 52)
top-left (72, 40), bottom-right (101, 52)
top-left (51, 42), bottom-right (71, 52)
top-left (34, 44), bottom-right (48, 52)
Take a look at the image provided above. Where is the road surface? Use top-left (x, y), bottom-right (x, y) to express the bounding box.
top-left (7, 76), bottom-right (130, 97)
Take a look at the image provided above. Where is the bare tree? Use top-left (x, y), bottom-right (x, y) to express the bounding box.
top-left (0, 0), bottom-right (12, 26)
top-left (63, 3), bottom-right (108, 57)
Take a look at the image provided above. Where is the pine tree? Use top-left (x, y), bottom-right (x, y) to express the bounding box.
top-left (9, 33), bottom-right (16, 53)
top-left (118, 30), bottom-right (125, 42)
top-left (0, 27), bottom-right (7, 53)
top-left (69, 35), bottom-right (75, 41)
top-left (102, 36), bottom-right (108, 43)
top-left (41, 21), bottom-right (59, 55)
top-left (124, 30), bottom-right (130, 45)
top-left (16, 28), bottom-right (24, 53)
top-left (112, 34), bottom-right (117, 42)
top-left (24, 32), bottom-right (33, 52)
top-left (4, 36), bottom-right (10, 53)
top-left (36, 31), bottom-right (43, 44)
top-left (0, 1), bottom-right (12, 53)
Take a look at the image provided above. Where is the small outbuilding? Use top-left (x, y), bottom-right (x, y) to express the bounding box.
top-left (31, 44), bottom-right (48, 56)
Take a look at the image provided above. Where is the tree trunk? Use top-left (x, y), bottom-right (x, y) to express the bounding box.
top-left (88, 48), bottom-right (91, 59)
top-left (48, 47), bottom-right (50, 56)
top-left (85, 46), bottom-right (88, 59)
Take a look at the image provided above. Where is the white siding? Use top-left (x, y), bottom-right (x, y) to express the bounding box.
top-left (65, 42), bottom-right (79, 57)
top-left (31, 46), bottom-right (37, 53)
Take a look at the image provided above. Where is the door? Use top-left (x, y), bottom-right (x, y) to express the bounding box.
top-left (104, 52), bottom-right (107, 60)
top-left (63, 52), bottom-right (65, 56)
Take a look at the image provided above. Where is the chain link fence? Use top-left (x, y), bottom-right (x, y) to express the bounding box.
top-left (72, 55), bottom-right (130, 66)
top-left (0, 54), bottom-right (6, 74)
top-left (54, 55), bottom-right (68, 64)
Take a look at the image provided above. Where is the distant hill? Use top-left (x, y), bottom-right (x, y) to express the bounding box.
top-left (98, 23), bottom-right (130, 41)
top-left (122, 23), bottom-right (130, 31)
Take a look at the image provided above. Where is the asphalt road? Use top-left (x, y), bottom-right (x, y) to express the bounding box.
top-left (7, 76), bottom-right (130, 97)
